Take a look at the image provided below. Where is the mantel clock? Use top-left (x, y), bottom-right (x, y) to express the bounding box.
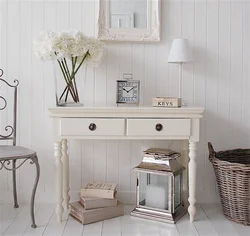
top-left (116, 73), bottom-right (140, 106)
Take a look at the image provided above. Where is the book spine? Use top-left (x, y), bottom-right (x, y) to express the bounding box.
top-left (82, 202), bottom-right (124, 225)
top-left (70, 206), bottom-right (84, 223)
top-left (69, 211), bottom-right (83, 224)
top-left (80, 188), bottom-right (115, 199)
top-left (80, 197), bottom-right (118, 210)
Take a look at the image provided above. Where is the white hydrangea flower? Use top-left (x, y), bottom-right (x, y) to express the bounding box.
top-left (33, 29), bottom-right (104, 66)
top-left (54, 31), bottom-right (74, 59)
top-left (86, 37), bottom-right (104, 67)
top-left (33, 30), bottom-right (58, 61)
top-left (72, 31), bottom-right (89, 57)
top-left (33, 29), bottom-right (104, 104)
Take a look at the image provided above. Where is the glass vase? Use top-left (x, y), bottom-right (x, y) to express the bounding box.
top-left (53, 60), bottom-right (86, 107)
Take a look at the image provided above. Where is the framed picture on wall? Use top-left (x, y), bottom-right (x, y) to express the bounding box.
top-left (110, 13), bottom-right (134, 28)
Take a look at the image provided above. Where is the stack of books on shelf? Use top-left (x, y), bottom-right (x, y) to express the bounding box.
top-left (69, 182), bottom-right (124, 225)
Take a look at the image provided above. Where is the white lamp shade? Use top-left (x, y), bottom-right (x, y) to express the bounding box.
top-left (168, 39), bottom-right (190, 63)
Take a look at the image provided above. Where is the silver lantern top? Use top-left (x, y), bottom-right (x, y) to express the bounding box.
top-left (133, 148), bottom-right (185, 175)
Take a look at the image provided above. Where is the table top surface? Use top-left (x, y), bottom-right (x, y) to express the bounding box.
top-left (49, 106), bottom-right (205, 118)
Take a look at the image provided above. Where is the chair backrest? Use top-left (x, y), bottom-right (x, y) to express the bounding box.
top-left (0, 68), bottom-right (19, 146)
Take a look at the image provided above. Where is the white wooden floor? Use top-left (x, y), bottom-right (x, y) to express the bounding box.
top-left (0, 203), bottom-right (250, 236)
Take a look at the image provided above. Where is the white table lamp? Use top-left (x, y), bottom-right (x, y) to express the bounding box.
top-left (168, 39), bottom-right (190, 99)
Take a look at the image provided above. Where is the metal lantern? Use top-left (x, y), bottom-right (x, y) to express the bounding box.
top-left (131, 151), bottom-right (186, 223)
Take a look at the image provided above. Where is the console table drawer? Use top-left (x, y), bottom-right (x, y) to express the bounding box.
top-left (60, 118), bottom-right (125, 136)
top-left (127, 119), bottom-right (191, 136)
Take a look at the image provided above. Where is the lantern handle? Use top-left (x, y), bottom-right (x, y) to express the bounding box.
top-left (123, 73), bottom-right (133, 80)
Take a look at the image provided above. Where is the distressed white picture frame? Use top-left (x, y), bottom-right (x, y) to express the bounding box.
top-left (97, 0), bottom-right (161, 42)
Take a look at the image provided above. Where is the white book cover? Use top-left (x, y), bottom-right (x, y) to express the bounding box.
top-left (80, 182), bottom-right (117, 199)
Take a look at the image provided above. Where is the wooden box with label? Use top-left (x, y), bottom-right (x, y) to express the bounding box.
top-left (152, 97), bottom-right (182, 108)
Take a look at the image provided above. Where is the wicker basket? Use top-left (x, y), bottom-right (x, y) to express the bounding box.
top-left (208, 142), bottom-right (250, 225)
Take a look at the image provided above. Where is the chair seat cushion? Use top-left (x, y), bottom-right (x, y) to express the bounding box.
top-left (0, 146), bottom-right (36, 160)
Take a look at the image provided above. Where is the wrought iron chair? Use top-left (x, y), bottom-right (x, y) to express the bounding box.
top-left (0, 69), bottom-right (40, 228)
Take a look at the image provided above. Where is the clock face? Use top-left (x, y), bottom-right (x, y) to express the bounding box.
top-left (116, 80), bottom-right (140, 104)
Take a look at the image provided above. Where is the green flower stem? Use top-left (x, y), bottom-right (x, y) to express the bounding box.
top-left (72, 57), bottom-right (79, 102)
top-left (58, 61), bottom-right (74, 101)
top-left (57, 60), bottom-right (70, 93)
top-left (71, 57), bottom-right (75, 75)
top-left (62, 60), bottom-right (78, 100)
top-left (63, 58), bottom-right (71, 81)
top-left (64, 57), bottom-right (80, 102)
top-left (65, 87), bottom-right (69, 102)
top-left (58, 60), bottom-right (70, 84)
top-left (58, 51), bottom-right (89, 103)
top-left (74, 51), bottom-right (89, 75)
top-left (69, 58), bottom-right (76, 102)
top-left (57, 60), bottom-right (68, 82)
top-left (59, 86), bottom-right (68, 101)
top-left (57, 60), bottom-right (77, 102)
top-left (59, 81), bottom-right (75, 102)
top-left (73, 77), bottom-right (79, 102)
top-left (71, 53), bottom-right (89, 102)
top-left (61, 60), bottom-right (77, 101)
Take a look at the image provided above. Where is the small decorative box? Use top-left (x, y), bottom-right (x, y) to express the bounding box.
top-left (152, 97), bottom-right (182, 108)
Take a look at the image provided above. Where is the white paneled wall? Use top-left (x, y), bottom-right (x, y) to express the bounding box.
top-left (0, 0), bottom-right (249, 204)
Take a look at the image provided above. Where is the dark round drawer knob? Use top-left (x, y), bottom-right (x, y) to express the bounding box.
top-left (155, 123), bottom-right (163, 131)
top-left (89, 123), bottom-right (96, 131)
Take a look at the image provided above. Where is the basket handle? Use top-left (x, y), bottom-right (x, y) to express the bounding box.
top-left (208, 142), bottom-right (216, 162)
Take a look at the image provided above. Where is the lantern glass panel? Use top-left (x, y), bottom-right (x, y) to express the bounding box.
top-left (138, 172), bottom-right (170, 210)
top-left (174, 173), bottom-right (182, 209)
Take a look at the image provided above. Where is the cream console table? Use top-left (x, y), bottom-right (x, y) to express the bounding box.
top-left (49, 106), bottom-right (204, 223)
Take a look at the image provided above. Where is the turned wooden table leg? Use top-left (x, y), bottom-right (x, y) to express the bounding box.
top-left (188, 141), bottom-right (197, 223)
top-left (62, 139), bottom-right (70, 210)
top-left (181, 140), bottom-right (189, 208)
top-left (54, 141), bottom-right (63, 222)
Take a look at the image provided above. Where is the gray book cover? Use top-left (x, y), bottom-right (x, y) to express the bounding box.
top-left (80, 196), bottom-right (117, 210)
top-left (69, 201), bottom-right (124, 225)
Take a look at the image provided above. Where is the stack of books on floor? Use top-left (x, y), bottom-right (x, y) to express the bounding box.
top-left (69, 182), bottom-right (124, 225)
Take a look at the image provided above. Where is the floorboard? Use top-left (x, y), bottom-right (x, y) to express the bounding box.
top-left (176, 212), bottom-right (199, 236)
top-left (0, 204), bottom-right (23, 235)
top-left (231, 221), bottom-right (250, 236)
top-left (23, 204), bottom-right (54, 236)
top-left (62, 215), bottom-right (84, 236)
top-left (193, 206), bottom-right (219, 236)
top-left (42, 211), bottom-right (67, 236)
top-left (102, 217), bottom-right (121, 236)
top-left (3, 204), bottom-right (39, 236)
top-left (0, 203), bottom-right (249, 236)
top-left (158, 221), bottom-right (179, 236)
top-left (82, 221), bottom-right (103, 236)
top-left (201, 203), bottom-right (239, 236)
